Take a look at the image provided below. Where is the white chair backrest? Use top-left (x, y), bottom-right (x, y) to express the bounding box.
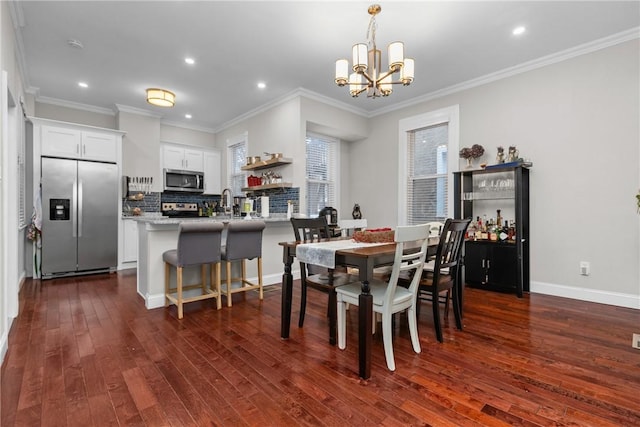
top-left (383, 224), bottom-right (431, 306)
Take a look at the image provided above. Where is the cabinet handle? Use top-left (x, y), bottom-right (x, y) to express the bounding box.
top-left (481, 259), bottom-right (485, 268)
top-left (487, 260), bottom-right (491, 269)
top-left (76, 143), bottom-right (80, 154)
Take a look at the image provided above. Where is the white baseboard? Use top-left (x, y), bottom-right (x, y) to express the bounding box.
top-left (143, 270), bottom-right (301, 310)
top-left (531, 281), bottom-right (640, 309)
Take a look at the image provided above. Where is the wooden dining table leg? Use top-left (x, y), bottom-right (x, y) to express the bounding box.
top-left (280, 251), bottom-right (294, 340)
top-left (358, 280), bottom-right (372, 379)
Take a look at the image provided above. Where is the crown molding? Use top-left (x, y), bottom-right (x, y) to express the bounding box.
top-left (369, 26), bottom-right (640, 118)
top-left (214, 87), bottom-right (371, 133)
top-left (37, 96), bottom-right (116, 116)
top-left (161, 120), bottom-right (216, 135)
top-left (114, 104), bottom-right (161, 118)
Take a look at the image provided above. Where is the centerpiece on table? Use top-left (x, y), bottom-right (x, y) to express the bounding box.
top-left (459, 144), bottom-right (485, 168)
top-left (353, 228), bottom-right (395, 243)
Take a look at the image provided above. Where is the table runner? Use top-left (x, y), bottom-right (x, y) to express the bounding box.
top-left (296, 239), bottom-right (388, 269)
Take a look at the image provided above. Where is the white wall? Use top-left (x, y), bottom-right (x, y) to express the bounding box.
top-left (35, 102), bottom-right (116, 129)
top-left (160, 123), bottom-right (215, 149)
top-left (350, 39), bottom-right (640, 308)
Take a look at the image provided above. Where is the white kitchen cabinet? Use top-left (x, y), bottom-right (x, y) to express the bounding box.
top-left (203, 150), bottom-right (221, 194)
top-left (162, 144), bottom-right (204, 172)
top-left (41, 125), bottom-right (118, 162)
top-left (122, 219), bottom-right (138, 263)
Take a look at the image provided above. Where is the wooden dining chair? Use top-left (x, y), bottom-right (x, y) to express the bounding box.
top-left (416, 218), bottom-right (471, 342)
top-left (336, 223), bottom-right (431, 371)
top-left (290, 218), bottom-right (354, 335)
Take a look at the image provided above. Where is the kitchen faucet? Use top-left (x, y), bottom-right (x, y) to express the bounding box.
top-left (221, 188), bottom-right (233, 215)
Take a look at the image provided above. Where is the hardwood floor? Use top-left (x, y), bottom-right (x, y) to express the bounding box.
top-left (2, 270), bottom-right (639, 426)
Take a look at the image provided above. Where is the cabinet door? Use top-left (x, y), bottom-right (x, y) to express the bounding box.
top-left (464, 243), bottom-right (486, 284)
top-left (487, 245), bottom-right (518, 289)
top-left (184, 148), bottom-right (204, 172)
top-left (82, 131), bottom-right (117, 162)
top-left (163, 145), bottom-right (186, 170)
top-left (41, 125), bottom-right (81, 159)
top-left (123, 219), bottom-right (138, 263)
top-left (203, 150), bottom-right (221, 194)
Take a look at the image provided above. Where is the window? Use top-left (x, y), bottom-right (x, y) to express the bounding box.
top-left (306, 132), bottom-right (339, 217)
top-left (398, 106), bottom-right (459, 226)
top-left (226, 133), bottom-right (247, 196)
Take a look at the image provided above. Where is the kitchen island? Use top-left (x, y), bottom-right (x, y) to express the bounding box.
top-left (130, 215), bottom-right (297, 309)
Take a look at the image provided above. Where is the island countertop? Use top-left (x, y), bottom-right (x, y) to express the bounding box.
top-left (125, 213), bottom-right (290, 225)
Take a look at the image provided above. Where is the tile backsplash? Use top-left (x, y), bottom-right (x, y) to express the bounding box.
top-left (121, 188), bottom-right (300, 216)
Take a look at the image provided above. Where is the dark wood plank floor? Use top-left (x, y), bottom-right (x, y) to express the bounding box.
top-left (2, 270), bottom-right (640, 426)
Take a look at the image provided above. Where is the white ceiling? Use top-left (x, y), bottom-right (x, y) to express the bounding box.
top-left (13, 1), bottom-right (640, 132)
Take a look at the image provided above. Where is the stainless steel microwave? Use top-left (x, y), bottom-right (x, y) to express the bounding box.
top-left (163, 169), bottom-right (204, 193)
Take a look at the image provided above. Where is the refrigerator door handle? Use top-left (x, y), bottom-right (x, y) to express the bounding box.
top-left (78, 180), bottom-right (83, 237)
top-left (72, 179), bottom-right (78, 238)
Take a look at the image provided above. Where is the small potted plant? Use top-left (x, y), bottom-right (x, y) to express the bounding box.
top-left (459, 144), bottom-right (485, 168)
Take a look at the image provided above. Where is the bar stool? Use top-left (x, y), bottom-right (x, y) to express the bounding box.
top-left (221, 220), bottom-right (266, 307)
top-left (163, 222), bottom-right (224, 319)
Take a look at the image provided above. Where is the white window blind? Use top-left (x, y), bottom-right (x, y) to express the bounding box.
top-left (306, 132), bottom-right (338, 217)
top-left (18, 115), bottom-right (26, 228)
top-left (227, 138), bottom-right (247, 196)
top-left (406, 123), bottom-right (449, 225)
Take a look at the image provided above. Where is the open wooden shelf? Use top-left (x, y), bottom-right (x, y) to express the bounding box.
top-left (241, 157), bottom-right (292, 171)
top-left (241, 182), bottom-right (292, 192)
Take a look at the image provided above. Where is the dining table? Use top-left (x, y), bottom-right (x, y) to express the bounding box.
top-left (279, 236), bottom-right (439, 379)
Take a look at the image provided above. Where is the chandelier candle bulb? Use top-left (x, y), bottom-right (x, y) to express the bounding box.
top-left (335, 59), bottom-right (349, 86)
top-left (401, 58), bottom-right (414, 84)
top-left (353, 44), bottom-right (368, 72)
top-left (388, 42), bottom-right (404, 69)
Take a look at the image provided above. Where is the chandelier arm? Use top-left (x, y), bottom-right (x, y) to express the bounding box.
top-left (359, 71), bottom-right (375, 85)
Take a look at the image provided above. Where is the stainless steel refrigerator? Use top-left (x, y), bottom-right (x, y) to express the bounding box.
top-left (41, 157), bottom-right (118, 278)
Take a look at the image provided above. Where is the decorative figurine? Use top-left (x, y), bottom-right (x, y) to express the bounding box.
top-left (352, 203), bottom-right (362, 219)
top-left (508, 145), bottom-right (519, 162)
top-left (496, 146), bottom-right (505, 164)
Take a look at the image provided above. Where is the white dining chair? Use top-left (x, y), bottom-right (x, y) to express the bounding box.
top-left (336, 223), bottom-right (431, 371)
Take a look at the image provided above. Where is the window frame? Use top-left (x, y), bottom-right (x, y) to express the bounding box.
top-left (305, 132), bottom-right (340, 218)
top-left (397, 105), bottom-right (459, 226)
top-left (226, 132), bottom-right (248, 196)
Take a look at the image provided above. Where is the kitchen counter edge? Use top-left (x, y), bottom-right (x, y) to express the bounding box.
top-left (123, 216), bottom-right (290, 225)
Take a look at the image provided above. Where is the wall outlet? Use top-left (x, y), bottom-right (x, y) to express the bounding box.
top-left (580, 261), bottom-right (590, 276)
top-left (633, 333), bottom-right (640, 350)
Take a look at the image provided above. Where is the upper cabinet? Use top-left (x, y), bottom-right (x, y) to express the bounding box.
top-left (162, 144), bottom-right (204, 172)
top-left (203, 150), bottom-right (221, 194)
top-left (41, 125), bottom-right (118, 163)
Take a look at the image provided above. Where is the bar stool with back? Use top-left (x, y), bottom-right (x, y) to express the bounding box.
top-left (221, 221), bottom-right (266, 307)
top-left (163, 222), bottom-right (224, 319)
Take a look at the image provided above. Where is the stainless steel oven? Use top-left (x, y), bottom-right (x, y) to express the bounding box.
top-left (163, 169), bottom-right (204, 193)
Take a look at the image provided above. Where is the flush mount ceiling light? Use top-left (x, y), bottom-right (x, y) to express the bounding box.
top-left (146, 88), bottom-right (175, 107)
top-left (335, 4), bottom-right (414, 98)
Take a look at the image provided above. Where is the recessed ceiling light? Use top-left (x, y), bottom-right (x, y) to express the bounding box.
top-left (185, 114), bottom-right (192, 119)
top-left (78, 82), bottom-right (88, 88)
top-left (512, 26), bottom-right (526, 36)
top-left (257, 82), bottom-right (266, 89)
top-left (185, 57), bottom-right (195, 65)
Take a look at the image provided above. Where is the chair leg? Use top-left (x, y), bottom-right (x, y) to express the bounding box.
top-left (257, 257), bottom-right (263, 301)
top-left (452, 284), bottom-right (463, 331)
top-left (226, 261), bottom-right (233, 307)
top-left (177, 266), bottom-right (184, 319)
top-left (381, 311), bottom-right (396, 371)
top-left (328, 288), bottom-right (337, 345)
top-left (214, 262), bottom-right (221, 310)
top-left (444, 290), bottom-right (451, 318)
top-left (298, 281), bottom-right (307, 327)
top-left (432, 288), bottom-right (443, 342)
top-left (337, 296), bottom-right (346, 350)
top-left (408, 304), bottom-right (421, 354)
top-left (164, 262), bottom-right (170, 307)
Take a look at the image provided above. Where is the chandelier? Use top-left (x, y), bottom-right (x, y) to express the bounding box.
top-left (335, 4), bottom-right (414, 98)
